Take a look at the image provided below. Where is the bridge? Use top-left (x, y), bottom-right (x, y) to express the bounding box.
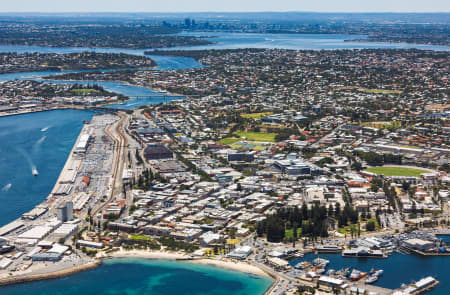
top-left (88, 106), bottom-right (124, 113)
top-left (127, 95), bottom-right (184, 100)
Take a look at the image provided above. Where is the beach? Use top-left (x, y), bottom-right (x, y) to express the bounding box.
top-left (105, 249), bottom-right (270, 277)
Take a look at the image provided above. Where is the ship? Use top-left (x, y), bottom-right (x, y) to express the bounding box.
top-left (350, 269), bottom-right (367, 281)
top-left (32, 168), bottom-right (39, 176)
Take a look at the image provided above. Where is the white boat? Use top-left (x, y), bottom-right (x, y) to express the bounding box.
top-left (374, 270), bottom-right (384, 277)
top-left (41, 127), bottom-right (49, 132)
top-left (366, 275), bottom-right (378, 284)
top-left (313, 258), bottom-right (330, 267)
top-left (32, 168), bottom-right (39, 176)
top-left (315, 268), bottom-right (326, 274)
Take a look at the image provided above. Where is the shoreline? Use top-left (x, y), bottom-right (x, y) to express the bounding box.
top-left (0, 260), bottom-right (101, 287)
top-left (0, 250), bottom-right (274, 290)
top-left (104, 249), bottom-right (271, 278)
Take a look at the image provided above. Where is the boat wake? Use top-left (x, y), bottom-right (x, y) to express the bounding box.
top-left (1, 183), bottom-right (12, 192)
top-left (17, 148), bottom-right (38, 177)
top-left (37, 135), bottom-right (47, 145)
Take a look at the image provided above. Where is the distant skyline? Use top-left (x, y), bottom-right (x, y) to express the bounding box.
top-left (1, 0), bottom-right (449, 13)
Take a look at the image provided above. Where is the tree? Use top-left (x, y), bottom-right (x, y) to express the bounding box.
top-left (366, 220), bottom-right (376, 231)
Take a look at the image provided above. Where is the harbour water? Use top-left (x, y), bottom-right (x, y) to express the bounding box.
top-left (291, 252), bottom-right (450, 295)
top-left (0, 109), bottom-right (93, 226)
top-left (0, 258), bottom-right (274, 295)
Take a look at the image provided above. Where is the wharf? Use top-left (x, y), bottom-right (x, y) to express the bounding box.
top-left (0, 260), bottom-right (101, 287)
top-left (47, 121), bottom-right (89, 203)
top-left (355, 282), bottom-right (394, 295)
top-left (402, 246), bottom-right (450, 256)
top-left (411, 280), bottom-right (440, 295)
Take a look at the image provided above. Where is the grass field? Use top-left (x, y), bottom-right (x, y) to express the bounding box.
top-left (358, 88), bottom-right (403, 94)
top-left (365, 166), bottom-right (428, 177)
top-left (231, 142), bottom-right (267, 151)
top-left (234, 131), bottom-right (277, 142)
top-left (130, 235), bottom-right (152, 241)
top-left (241, 112), bottom-right (273, 119)
top-left (71, 89), bottom-right (100, 94)
top-left (335, 86), bottom-right (402, 94)
top-left (362, 121), bottom-right (402, 130)
top-left (218, 137), bottom-right (241, 145)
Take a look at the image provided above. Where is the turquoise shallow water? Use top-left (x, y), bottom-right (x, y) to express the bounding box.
top-left (291, 253), bottom-right (450, 295)
top-left (0, 109), bottom-right (93, 226)
top-left (0, 259), bottom-right (274, 295)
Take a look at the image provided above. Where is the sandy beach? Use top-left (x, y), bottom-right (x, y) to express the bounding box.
top-left (105, 249), bottom-right (190, 260)
top-left (193, 258), bottom-right (270, 278)
top-left (103, 249), bottom-right (270, 277)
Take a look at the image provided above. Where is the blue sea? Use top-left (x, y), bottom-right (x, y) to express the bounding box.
top-left (0, 258), bottom-right (274, 295)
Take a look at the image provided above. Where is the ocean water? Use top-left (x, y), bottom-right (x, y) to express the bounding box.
top-left (0, 109), bottom-right (93, 226)
top-left (0, 258), bottom-right (274, 295)
top-left (291, 253), bottom-right (450, 294)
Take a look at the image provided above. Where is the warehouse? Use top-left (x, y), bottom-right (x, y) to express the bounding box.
top-left (403, 238), bottom-right (435, 252)
top-left (18, 225), bottom-right (55, 240)
top-left (144, 144), bottom-right (173, 160)
top-left (50, 223), bottom-right (78, 241)
top-left (75, 134), bottom-right (91, 153)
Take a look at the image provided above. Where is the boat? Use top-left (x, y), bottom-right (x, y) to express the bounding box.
top-left (374, 269), bottom-right (384, 277)
top-left (350, 269), bottom-right (367, 281)
top-left (326, 269), bottom-right (336, 276)
top-left (313, 258), bottom-right (330, 268)
top-left (293, 252), bottom-right (304, 258)
top-left (40, 127), bottom-right (49, 132)
top-left (315, 268), bottom-right (325, 274)
top-left (366, 275), bottom-right (378, 284)
top-left (295, 261), bottom-right (311, 269)
top-left (32, 168), bottom-right (39, 176)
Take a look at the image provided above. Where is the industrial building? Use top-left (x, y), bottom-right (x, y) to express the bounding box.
top-left (403, 238), bottom-right (435, 252)
top-left (57, 202), bottom-right (74, 222)
top-left (144, 144), bottom-right (173, 160)
top-left (74, 134), bottom-right (91, 153)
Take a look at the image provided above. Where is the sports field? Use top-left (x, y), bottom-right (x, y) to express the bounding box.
top-left (365, 166), bottom-right (429, 177)
top-left (234, 131), bottom-right (277, 142)
top-left (218, 137), bottom-right (241, 145)
top-left (241, 112), bottom-right (273, 119)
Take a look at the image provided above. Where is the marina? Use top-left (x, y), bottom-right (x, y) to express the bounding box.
top-left (290, 252), bottom-right (447, 294)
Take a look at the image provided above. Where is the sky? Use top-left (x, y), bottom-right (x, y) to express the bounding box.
top-left (1, 0), bottom-right (449, 13)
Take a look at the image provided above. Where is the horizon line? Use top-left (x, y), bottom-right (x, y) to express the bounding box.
top-left (0, 11), bottom-right (449, 14)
